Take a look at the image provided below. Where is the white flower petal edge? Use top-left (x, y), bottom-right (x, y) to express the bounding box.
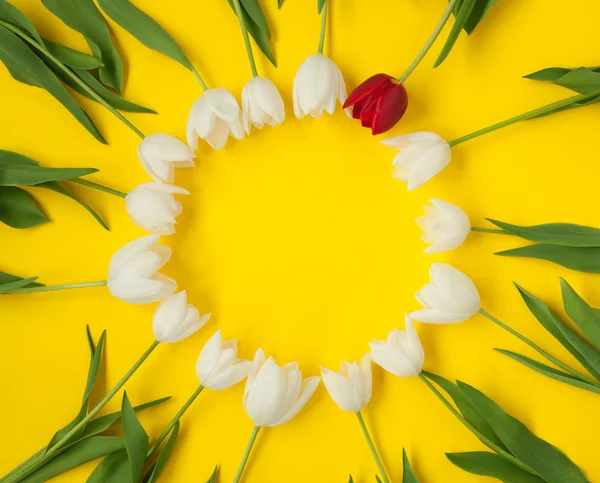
top-left (321, 353), bottom-right (372, 412)
top-left (152, 291), bottom-right (210, 343)
top-left (138, 134), bottom-right (195, 184)
top-left (416, 199), bottom-right (471, 254)
top-left (242, 77), bottom-right (285, 134)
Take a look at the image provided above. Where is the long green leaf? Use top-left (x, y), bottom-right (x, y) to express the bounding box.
top-left (499, 244), bottom-right (600, 273)
top-left (488, 219), bottom-right (600, 247)
top-left (0, 186), bottom-right (48, 228)
top-left (206, 466), bottom-right (218, 483)
top-left (20, 437), bottom-right (125, 483)
top-left (96, 0), bottom-right (192, 69)
top-left (435, 0), bottom-right (477, 67)
top-left (0, 154), bottom-right (97, 186)
top-left (0, 271), bottom-right (42, 288)
top-left (146, 422), bottom-right (180, 483)
top-left (402, 449), bottom-right (419, 483)
top-left (42, 38), bottom-right (104, 70)
top-left (0, 0), bottom-right (42, 42)
top-left (458, 381), bottom-right (589, 483)
top-left (447, 451), bottom-right (545, 483)
top-left (227, 0), bottom-right (276, 66)
top-left (240, 0), bottom-right (270, 38)
top-left (525, 66), bottom-right (600, 95)
top-left (458, 0), bottom-right (501, 34)
top-left (41, 0), bottom-right (122, 92)
top-left (122, 392), bottom-right (149, 483)
top-left (560, 278), bottom-right (600, 349)
top-left (0, 275), bottom-right (39, 293)
top-left (0, 25), bottom-right (105, 142)
top-left (86, 449), bottom-right (129, 483)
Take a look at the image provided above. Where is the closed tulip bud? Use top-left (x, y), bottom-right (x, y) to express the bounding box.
top-left (126, 183), bottom-right (189, 235)
top-left (138, 134), bottom-right (195, 184)
top-left (187, 88), bottom-right (244, 151)
top-left (369, 316), bottom-right (424, 377)
top-left (321, 353), bottom-right (372, 413)
top-left (196, 330), bottom-right (253, 390)
top-left (417, 199), bottom-right (471, 253)
top-left (107, 235), bottom-right (176, 304)
top-left (243, 349), bottom-right (320, 427)
top-left (411, 263), bottom-right (481, 324)
top-left (343, 74), bottom-right (408, 135)
top-left (293, 53), bottom-right (350, 119)
top-left (242, 77), bottom-right (285, 134)
top-left (152, 291), bottom-right (210, 343)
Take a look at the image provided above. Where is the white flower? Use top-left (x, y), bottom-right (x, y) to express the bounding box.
top-left (196, 331), bottom-right (253, 390)
top-left (382, 132), bottom-right (451, 191)
top-left (242, 77), bottom-right (285, 134)
top-left (321, 353), bottom-right (372, 413)
top-left (411, 263), bottom-right (481, 324)
top-left (417, 199), bottom-right (471, 254)
top-left (152, 291), bottom-right (210, 343)
top-left (243, 349), bottom-right (320, 427)
top-left (293, 53), bottom-right (350, 119)
top-left (138, 134), bottom-right (195, 184)
top-left (186, 88), bottom-right (244, 151)
top-left (369, 316), bottom-right (424, 377)
top-left (107, 235), bottom-right (176, 305)
top-left (126, 182), bottom-right (189, 236)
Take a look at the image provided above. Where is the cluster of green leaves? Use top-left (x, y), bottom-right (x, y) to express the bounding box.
top-left (227, 0), bottom-right (276, 66)
top-left (348, 449), bottom-right (419, 482)
top-left (497, 280), bottom-right (600, 396)
top-left (486, 218), bottom-right (600, 273)
top-left (422, 372), bottom-right (589, 483)
top-left (0, 150), bottom-right (108, 230)
top-left (4, 327), bottom-right (170, 483)
top-left (435, 0), bottom-right (501, 67)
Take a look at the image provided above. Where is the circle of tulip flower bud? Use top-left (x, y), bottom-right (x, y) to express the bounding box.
top-left (416, 199), bottom-right (471, 253)
top-left (138, 133), bottom-right (196, 184)
top-left (242, 77), bottom-right (286, 133)
top-left (321, 353), bottom-right (372, 413)
top-left (152, 291), bottom-right (210, 343)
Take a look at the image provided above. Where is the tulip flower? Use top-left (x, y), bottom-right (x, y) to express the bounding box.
top-left (126, 182), bottom-right (189, 235)
top-left (152, 291), bottom-right (210, 343)
top-left (369, 316), bottom-right (424, 377)
top-left (196, 330), bottom-right (253, 390)
top-left (234, 348), bottom-right (319, 483)
top-left (321, 354), bottom-right (391, 483)
top-left (138, 134), bottom-right (195, 184)
top-left (241, 77), bottom-right (285, 134)
top-left (382, 132), bottom-right (451, 191)
top-left (417, 199), bottom-right (471, 253)
top-left (186, 88), bottom-right (245, 151)
top-left (107, 235), bottom-right (176, 305)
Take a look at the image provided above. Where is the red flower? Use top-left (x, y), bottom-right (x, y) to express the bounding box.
top-left (343, 74), bottom-right (408, 135)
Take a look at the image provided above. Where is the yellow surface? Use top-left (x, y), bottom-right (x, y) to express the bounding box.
top-left (1, 0), bottom-right (600, 481)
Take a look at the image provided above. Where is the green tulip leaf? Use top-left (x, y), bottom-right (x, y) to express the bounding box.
top-left (86, 449), bottom-right (129, 483)
top-left (0, 275), bottom-right (40, 293)
top-left (487, 219), bottom-right (600, 247)
top-left (42, 38), bottom-right (104, 70)
top-left (457, 381), bottom-right (589, 483)
top-left (318, 0), bottom-right (326, 13)
top-left (0, 26), bottom-right (105, 142)
top-left (560, 278), bottom-right (600, 349)
top-left (41, 0), bottom-right (123, 92)
top-left (447, 451), bottom-right (546, 483)
top-left (206, 466), bottom-right (219, 483)
top-left (348, 477), bottom-right (354, 483)
top-left (402, 449), bottom-right (419, 483)
top-left (0, 186), bottom-right (49, 228)
top-left (0, 0), bottom-right (42, 42)
top-left (240, 0), bottom-right (270, 38)
top-left (454, 0), bottom-right (501, 35)
top-left (0, 271), bottom-right (43, 290)
top-left (122, 392), bottom-right (149, 483)
top-left (498, 244), bottom-right (600, 273)
top-left (146, 422), bottom-right (180, 483)
top-left (525, 66), bottom-right (600, 95)
top-left (435, 0), bottom-right (477, 68)
top-left (227, 0), bottom-right (276, 66)
top-left (0, 152), bottom-right (97, 186)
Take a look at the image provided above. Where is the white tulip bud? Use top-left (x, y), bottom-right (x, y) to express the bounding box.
top-left (196, 331), bottom-right (252, 390)
top-left (242, 77), bottom-right (285, 134)
top-left (138, 134), bottom-right (195, 184)
top-left (321, 353), bottom-right (372, 413)
top-left (417, 199), bottom-right (471, 253)
top-left (152, 291), bottom-right (210, 343)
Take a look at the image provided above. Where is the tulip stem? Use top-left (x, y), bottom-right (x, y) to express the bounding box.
top-left (447, 91), bottom-right (600, 147)
top-left (191, 65), bottom-right (209, 91)
top-left (70, 178), bottom-right (128, 199)
top-left (5, 280), bottom-right (107, 295)
top-left (479, 309), bottom-right (600, 386)
top-left (398, 0), bottom-right (458, 83)
top-left (355, 412), bottom-right (390, 483)
top-left (147, 385), bottom-right (204, 459)
top-left (231, 0), bottom-right (259, 77)
top-left (5, 341), bottom-right (160, 483)
top-left (0, 20), bottom-right (146, 140)
top-left (233, 426), bottom-right (261, 483)
top-left (471, 227), bottom-right (506, 235)
top-left (317, 0), bottom-right (328, 54)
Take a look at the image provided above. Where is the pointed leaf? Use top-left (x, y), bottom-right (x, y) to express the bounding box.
top-left (459, 0), bottom-right (501, 35)
top-left (122, 392), bottom-right (149, 483)
top-left (375, 476), bottom-right (383, 483)
top-left (348, 477), bottom-right (354, 483)
top-left (0, 271), bottom-right (42, 289)
top-left (206, 466), bottom-right (218, 483)
top-left (435, 0), bottom-right (477, 68)
top-left (227, 0), bottom-right (276, 66)
top-left (487, 219), bottom-right (600, 247)
top-left (42, 38), bottom-right (104, 70)
top-left (86, 449), bottom-right (129, 483)
top-left (146, 422), bottom-right (180, 483)
top-left (497, 244), bottom-right (600, 273)
top-left (402, 449), bottom-right (419, 483)
top-left (447, 452), bottom-right (545, 483)
top-left (0, 275), bottom-right (39, 293)
top-left (525, 67), bottom-right (573, 82)
top-left (560, 278), bottom-right (600, 349)
top-left (41, 0), bottom-right (122, 92)
top-left (525, 66), bottom-right (600, 95)
top-left (240, 0), bottom-right (270, 38)
top-left (318, 0), bottom-right (325, 13)
top-left (0, 0), bottom-right (42, 42)
top-left (0, 156), bottom-right (97, 186)
top-left (0, 186), bottom-right (49, 228)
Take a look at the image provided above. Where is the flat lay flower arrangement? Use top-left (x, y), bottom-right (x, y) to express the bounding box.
top-left (2, 0), bottom-right (600, 482)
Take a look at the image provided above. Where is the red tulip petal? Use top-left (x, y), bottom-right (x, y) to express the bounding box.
top-left (371, 83), bottom-right (409, 135)
top-left (352, 101), bottom-right (363, 120)
top-left (343, 73), bottom-right (394, 109)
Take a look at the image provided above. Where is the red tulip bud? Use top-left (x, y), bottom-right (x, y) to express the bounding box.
top-left (343, 74), bottom-right (408, 135)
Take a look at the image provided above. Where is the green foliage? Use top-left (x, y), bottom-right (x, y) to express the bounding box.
top-left (402, 449), bottom-right (419, 483)
top-left (122, 392), bottom-right (150, 483)
top-left (227, 0), bottom-right (276, 66)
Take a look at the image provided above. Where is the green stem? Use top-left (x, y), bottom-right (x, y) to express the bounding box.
top-left (398, 0), bottom-right (458, 83)
top-left (231, 0), bottom-right (259, 77)
top-left (6, 280), bottom-right (107, 295)
top-left (419, 373), bottom-right (537, 475)
top-left (70, 178), bottom-right (127, 199)
top-left (191, 65), bottom-right (209, 91)
top-left (233, 426), bottom-right (261, 483)
top-left (448, 91), bottom-right (600, 147)
top-left (355, 412), bottom-right (390, 483)
top-left (471, 227), bottom-right (506, 235)
top-left (147, 385), bottom-right (204, 459)
top-left (5, 341), bottom-right (160, 483)
top-left (0, 20), bottom-right (145, 139)
top-left (317, 0), bottom-right (328, 54)
top-left (479, 309), bottom-right (600, 386)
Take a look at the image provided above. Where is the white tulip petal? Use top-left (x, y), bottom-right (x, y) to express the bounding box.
top-left (196, 330), bottom-right (223, 382)
top-left (273, 376), bottom-right (320, 426)
top-left (207, 360), bottom-right (253, 391)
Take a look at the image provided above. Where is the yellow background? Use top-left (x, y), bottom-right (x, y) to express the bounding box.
top-left (1, 0), bottom-right (600, 481)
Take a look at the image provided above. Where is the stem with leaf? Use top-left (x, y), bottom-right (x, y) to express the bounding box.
top-left (231, 0), bottom-right (259, 77)
top-left (5, 280), bottom-right (107, 295)
top-left (0, 20), bottom-right (145, 139)
top-left (471, 227), bottom-right (506, 235)
top-left (233, 426), bottom-right (261, 483)
top-left (70, 178), bottom-right (127, 199)
top-left (190, 65), bottom-right (209, 91)
top-left (398, 0), bottom-right (458, 83)
top-left (317, 0), bottom-right (328, 54)
top-left (355, 412), bottom-right (390, 483)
